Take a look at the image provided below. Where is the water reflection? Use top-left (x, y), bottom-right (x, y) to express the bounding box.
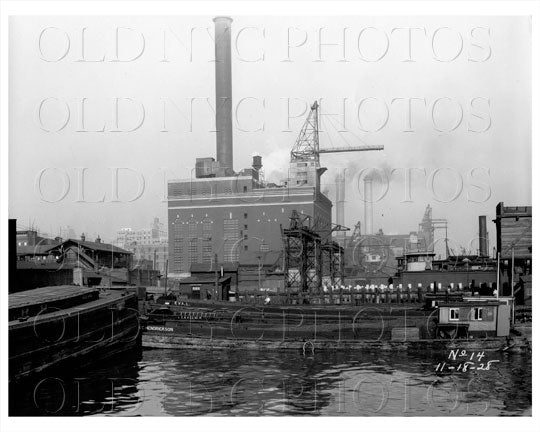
top-left (10, 348), bottom-right (531, 416)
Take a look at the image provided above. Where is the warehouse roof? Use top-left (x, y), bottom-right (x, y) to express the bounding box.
top-left (16, 245), bottom-right (52, 256)
top-left (45, 239), bottom-right (132, 254)
top-left (190, 262), bottom-right (238, 273)
top-left (178, 276), bottom-right (231, 284)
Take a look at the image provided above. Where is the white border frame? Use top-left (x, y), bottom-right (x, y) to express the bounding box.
top-left (1, 1), bottom-right (538, 431)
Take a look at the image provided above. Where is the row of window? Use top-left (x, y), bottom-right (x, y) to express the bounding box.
top-left (449, 307), bottom-right (487, 321)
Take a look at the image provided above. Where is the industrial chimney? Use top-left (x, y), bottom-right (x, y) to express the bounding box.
top-left (478, 215), bottom-right (488, 257)
top-left (364, 177), bottom-right (373, 235)
top-left (213, 16), bottom-right (234, 175)
top-left (252, 155), bottom-right (262, 171)
top-left (336, 172), bottom-right (346, 231)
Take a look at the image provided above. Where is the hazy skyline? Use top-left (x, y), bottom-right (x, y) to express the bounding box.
top-left (9, 15), bottom-right (531, 255)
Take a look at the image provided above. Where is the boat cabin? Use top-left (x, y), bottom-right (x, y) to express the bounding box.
top-left (397, 251), bottom-right (437, 272)
top-left (437, 299), bottom-right (511, 339)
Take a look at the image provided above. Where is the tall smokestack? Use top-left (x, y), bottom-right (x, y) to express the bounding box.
top-left (213, 16), bottom-right (233, 174)
top-left (479, 215), bottom-right (488, 257)
top-left (364, 178), bottom-right (373, 235)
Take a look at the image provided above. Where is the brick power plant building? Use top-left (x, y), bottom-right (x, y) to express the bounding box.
top-left (167, 17), bottom-right (333, 275)
top-left (167, 17), bottom-right (381, 280)
top-left (168, 17), bottom-right (332, 273)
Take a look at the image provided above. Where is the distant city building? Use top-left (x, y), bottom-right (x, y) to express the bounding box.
top-left (340, 205), bottom-right (446, 280)
top-left (16, 229), bottom-right (60, 248)
top-left (114, 217), bottom-right (168, 273)
top-left (60, 226), bottom-right (76, 241)
top-left (16, 229), bottom-right (60, 264)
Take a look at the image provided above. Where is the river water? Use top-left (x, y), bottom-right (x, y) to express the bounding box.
top-left (10, 348), bottom-right (531, 416)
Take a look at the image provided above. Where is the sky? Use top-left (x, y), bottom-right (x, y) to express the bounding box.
top-left (9, 15), bottom-right (531, 255)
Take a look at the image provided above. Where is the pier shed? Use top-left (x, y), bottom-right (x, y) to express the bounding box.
top-left (177, 275), bottom-right (233, 301)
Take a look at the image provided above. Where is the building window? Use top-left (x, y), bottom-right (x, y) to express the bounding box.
top-left (244, 245), bottom-right (248, 251)
top-left (244, 213), bottom-right (248, 219)
top-left (473, 307), bottom-right (483, 321)
top-left (224, 219), bottom-right (240, 262)
top-left (244, 224), bottom-right (248, 230)
top-left (202, 218), bottom-right (213, 264)
top-left (191, 286), bottom-right (201, 300)
top-left (243, 186), bottom-right (248, 192)
top-left (189, 238), bottom-right (198, 264)
top-left (449, 308), bottom-right (460, 321)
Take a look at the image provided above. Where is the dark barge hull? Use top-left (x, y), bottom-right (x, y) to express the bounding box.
top-left (142, 333), bottom-right (530, 352)
top-left (9, 287), bottom-right (141, 382)
top-left (142, 300), bottom-right (530, 352)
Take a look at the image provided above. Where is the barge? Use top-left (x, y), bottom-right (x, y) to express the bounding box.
top-left (141, 296), bottom-right (530, 352)
top-left (9, 285), bottom-right (141, 381)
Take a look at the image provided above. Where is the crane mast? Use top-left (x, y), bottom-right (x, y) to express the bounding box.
top-left (290, 101), bottom-right (385, 164)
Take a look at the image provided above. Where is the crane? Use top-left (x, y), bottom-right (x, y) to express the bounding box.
top-left (290, 101), bottom-right (384, 165)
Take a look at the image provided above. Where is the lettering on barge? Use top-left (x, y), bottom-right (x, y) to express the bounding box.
top-left (146, 326), bottom-right (174, 332)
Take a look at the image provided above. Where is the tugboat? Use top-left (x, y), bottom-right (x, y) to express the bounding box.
top-left (9, 285), bottom-right (140, 381)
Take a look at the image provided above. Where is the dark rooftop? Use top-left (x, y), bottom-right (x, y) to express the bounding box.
top-left (178, 276), bottom-right (232, 284)
top-left (439, 301), bottom-right (502, 307)
top-left (16, 245), bottom-right (52, 256)
top-left (190, 262), bottom-right (239, 273)
top-left (45, 239), bottom-right (132, 254)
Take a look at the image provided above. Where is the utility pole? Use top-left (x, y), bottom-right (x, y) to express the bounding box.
top-left (445, 224), bottom-right (449, 259)
top-left (511, 248), bottom-right (515, 325)
top-left (257, 255), bottom-right (262, 292)
top-left (339, 237), bottom-right (343, 305)
top-left (110, 242), bottom-right (113, 288)
top-left (164, 259), bottom-right (168, 296)
top-left (496, 252), bottom-right (500, 300)
top-left (214, 253), bottom-right (219, 301)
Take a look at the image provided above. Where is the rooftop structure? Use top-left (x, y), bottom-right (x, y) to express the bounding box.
top-left (494, 202), bottom-right (532, 260)
top-left (45, 236), bottom-right (132, 270)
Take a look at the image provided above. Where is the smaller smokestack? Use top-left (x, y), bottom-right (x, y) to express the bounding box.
top-left (479, 215), bottom-right (488, 257)
top-left (336, 172), bottom-right (345, 229)
top-left (252, 155), bottom-right (262, 171)
top-left (364, 178), bottom-right (373, 235)
top-left (81, 233), bottom-right (86, 242)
